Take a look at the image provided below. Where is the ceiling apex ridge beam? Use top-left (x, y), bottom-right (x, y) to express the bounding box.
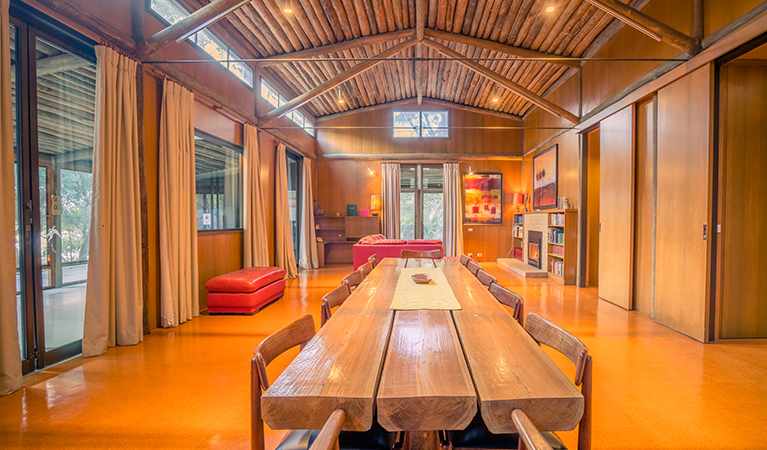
top-left (259, 37), bottom-right (419, 125)
top-left (581, 0), bottom-right (701, 55)
top-left (424, 29), bottom-right (581, 68)
top-left (417, 0), bottom-right (426, 41)
top-left (422, 39), bottom-right (579, 125)
top-left (139, 0), bottom-right (253, 58)
top-left (257, 29), bottom-right (417, 67)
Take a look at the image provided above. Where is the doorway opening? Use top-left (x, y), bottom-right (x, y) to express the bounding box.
top-left (579, 126), bottom-right (600, 288)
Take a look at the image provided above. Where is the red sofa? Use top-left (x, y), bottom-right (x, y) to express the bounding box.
top-left (353, 234), bottom-right (444, 269)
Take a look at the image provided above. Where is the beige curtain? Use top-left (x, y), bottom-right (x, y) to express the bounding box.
top-left (275, 143), bottom-right (298, 279)
top-left (0, 0), bottom-right (23, 395)
top-left (298, 158), bottom-right (318, 270)
top-left (159, 79), bottom-right (199, 327)
top-left (443, 162), bottom-right (464, 257)
top-left (382, 162), bottom-right (400, 239)
top-left (243, 125), bottom-right (269, 267)
top-left (81, 46), bottom-right (143, 357)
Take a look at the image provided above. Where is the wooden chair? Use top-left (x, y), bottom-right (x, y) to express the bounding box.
top-left (475, 269), bottom-right (497, 288)
top-left (368, 254), bottom-right (378, 268)
top-left (512, 409), bottom-right (554, 450)
top-left (466, 260), bottom-right (482, 276)
top-left (459, 254), bottom-right (473, 267)
top-left (359, 260), bottom-right (375, 277)
top-left (320, 284), bottom-right (351, 327)
top-left (252, 314), bottom-right (395, 450)
top-left (341, 268), bottom-right (365, 291)
top-left (488, 283), bottom-right (525, 324)
top-left (401, 248), bottom-right (441, 268)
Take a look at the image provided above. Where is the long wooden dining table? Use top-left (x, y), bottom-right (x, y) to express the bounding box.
top-left (261, 258), bottom-right (583, 449)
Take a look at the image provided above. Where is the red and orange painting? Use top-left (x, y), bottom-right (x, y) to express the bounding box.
top-left (464, 173), bottom-right (503, 224)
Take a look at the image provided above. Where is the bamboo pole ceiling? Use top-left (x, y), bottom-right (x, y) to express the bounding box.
top-left (177, 0), bottom-right (691, 122)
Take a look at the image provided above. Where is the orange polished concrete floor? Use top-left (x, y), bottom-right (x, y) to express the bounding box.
top-left (2, 263), bottom-right (767, 449)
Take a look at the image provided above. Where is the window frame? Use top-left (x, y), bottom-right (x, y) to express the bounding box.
top-left (399, 164), bottom-right (444, 240)
top-left (193, 129), bottom-right (244, 232)
top-left (259, 77), bottom-right (315, 136)
top-left (147, 0), bottom-right (254, 88)
top-left (392, 110), bottom-right (450, 139)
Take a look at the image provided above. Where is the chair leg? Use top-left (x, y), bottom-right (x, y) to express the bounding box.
top-left (578, 355), bottom-right (592, 450)
top-left (251, 358), bottom-right (264, 450)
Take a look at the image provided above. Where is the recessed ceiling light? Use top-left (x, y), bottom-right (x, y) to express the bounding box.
top-left (546, 6), bottom-right (555, 12)
top-left (492, 98), bottom-right (499, 102)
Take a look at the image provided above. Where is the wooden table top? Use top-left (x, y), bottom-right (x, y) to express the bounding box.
top-left (262, 258), bottom-right (583, 434)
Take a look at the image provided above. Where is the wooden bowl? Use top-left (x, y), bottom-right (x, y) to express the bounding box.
top-left (411, 273), bottom-right (432, 284)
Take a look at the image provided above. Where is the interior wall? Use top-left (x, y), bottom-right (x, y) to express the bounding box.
top-left (522, 131), bottom-right (580, 211)
top-left (144, 74), bottom-right (161, 330)
top-left (586, 129), bottom-right (600, 287)
top-left (315, 101), bottom-right (523, 157)
top-left (633, 98), bottom-right (655, 316)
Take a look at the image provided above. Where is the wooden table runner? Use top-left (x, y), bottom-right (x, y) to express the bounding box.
top-left (389, 267), bottom-right (461, 310)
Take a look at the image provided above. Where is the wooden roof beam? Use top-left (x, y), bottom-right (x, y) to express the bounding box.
top-left (256, 29), bottom-right (416, 67)
top-left (424, 29), bottom-right (581, 69)
top-left (423, 39), bottom-right (579, 125)
top-left (416, 0), bottom-right (425, 105)
top-left (260, 38), bottom-right (419, 125)
top-left (315, 97), bottom-right (523, 123)
top-left (139, 0), bottom-right (253, 58)
top-left (581, 0), bottom-right (701, 55)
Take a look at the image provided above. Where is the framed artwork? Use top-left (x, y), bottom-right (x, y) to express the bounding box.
top-left (464, 173), bottom-right (503, 224)
top-left (533, 145), bottom-right (558, 209)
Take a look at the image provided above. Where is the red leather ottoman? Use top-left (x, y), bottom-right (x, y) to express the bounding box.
top-left (205, 267), bottom-right (287, 314)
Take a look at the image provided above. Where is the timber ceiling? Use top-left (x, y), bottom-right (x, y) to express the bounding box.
top-left (216, 0), bottom-right (627, 120)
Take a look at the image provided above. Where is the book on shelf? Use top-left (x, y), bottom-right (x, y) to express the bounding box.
top-left (547, 228), bottom-right (564, 245)
top-left (550, 260), bottom-right (563, 277)
top-left (550, 213), bottom-right (565, 226)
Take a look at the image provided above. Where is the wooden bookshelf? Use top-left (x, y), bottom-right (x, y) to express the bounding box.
top-left (512, 213), bottom-right (524, 260)
top-left (546, 210), bottom-right (577, 285)
top-left (315, 216), bottom-right (380, 263)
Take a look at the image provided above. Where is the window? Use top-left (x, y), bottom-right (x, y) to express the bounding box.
top-left (195, 132), bottom-right (243, 230)
top-left (400, 165), bottom-right (444, 240)
top-left (393, 111), bottom-right (449, 138)
top-left (260, 78), bottom-right (315, 136)
top-left (150, 0), bottom-right (253, 87)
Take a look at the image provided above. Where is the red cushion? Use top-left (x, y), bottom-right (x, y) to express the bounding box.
top-left (207, 279), bottom-right (286, 314)
top-left (371, 239), bottom-right (406, 245)
top-left (205, 267), bottom-right (286, 293)
top-left (406, 239), bottom-right (443, 245)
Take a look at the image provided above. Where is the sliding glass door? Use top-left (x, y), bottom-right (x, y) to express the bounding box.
top-left (11, 10), bottom-right (96, 372)
top-left (400, 165), bottom-right (444, 240)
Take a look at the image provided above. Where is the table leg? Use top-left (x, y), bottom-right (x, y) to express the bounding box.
top-left (404, 431), bottom-right (439, 450)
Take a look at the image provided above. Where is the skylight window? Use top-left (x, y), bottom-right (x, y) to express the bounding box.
top-left (150, 0), bottom-right (253, 87)
top-left (260, 78), bottom-right (315, 136)
top-left (393, 111), bottom-right (449, 138)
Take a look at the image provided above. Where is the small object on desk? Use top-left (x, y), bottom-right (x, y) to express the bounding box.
top-left (359, 208), bottom-right (370, 217)
top-left (347, 204), bottom-right (357, 216)
top-left (411, 273), bottom-right (433, 284)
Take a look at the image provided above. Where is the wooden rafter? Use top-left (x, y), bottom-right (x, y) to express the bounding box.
top-left (581, 0), bottom-right (701, 55)
top-left (423, 39), bottom-right (579, 125)
top-left (424, 29), bottom-right (581, 69)
top-left (260, 38), bottom-right (419, 125)
top-left (256, 29), bottom-right (416, 67)
top-left (139, 0), bottom-right (253, 57)
top-left (416, 0), bottom-right (425, 105)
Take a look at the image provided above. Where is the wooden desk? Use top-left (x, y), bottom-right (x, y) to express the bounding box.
top-left (262, 259), bottom-right (583, 447)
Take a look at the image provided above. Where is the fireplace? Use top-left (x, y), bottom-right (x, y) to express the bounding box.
top-left (528, 231), bottom-right (542, 269)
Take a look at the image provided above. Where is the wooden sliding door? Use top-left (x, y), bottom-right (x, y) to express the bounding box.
top-left (598, 106), bottom-right (634, 310)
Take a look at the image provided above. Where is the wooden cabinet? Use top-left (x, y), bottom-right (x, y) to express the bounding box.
top-left (546, 211), bottom-right (578, 285)
top-left (314, 216), bottom-right (380, 264)
top-left (512, 213), bottom-right (524, 260)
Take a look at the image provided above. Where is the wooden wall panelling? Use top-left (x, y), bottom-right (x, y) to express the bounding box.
top-left (704, 0), bottom-right (766, 37)
top-left (655, 65), bottom-right (711, 342)
top-left (194, 101), bottom-right (244, 147)
top-left (522, 74), bottom-right (580, 154)
top-left (598, 106), bottom-right (634, 310)
top-left (145, 74), bottom-right (161, 330)
top-left (586, 128), bottom-right (601, 287)
top-left (315, 159), bottom-right (382, 220)
top-left (719, 62), bottom-right (767, 338)
top-left (633, 98), bottom-right (655, 316)
top-left (522, 131), bottom-right (581, 211)
top-left (198, 231), bottom-right (244, 310)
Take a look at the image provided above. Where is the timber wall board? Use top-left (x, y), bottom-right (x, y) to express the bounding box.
top-left (719, 62), bottom-right (767, 339)
top-left (315, 100), bottom-right (523, 157)
top-left (198, 231), bottom-right (244, 311)
top-left (145, 73), bottom-right (161, 330)
top-left (633, 98), bottom-right (655, 316)
top-left (586, 129), bottom-right (600, 287)
top-left (522, 131), bottom-right (580, 211)
top-left (522, 75), bottom-right (580, 155)
top-left (655, 66), bottom-right (711, 343)
top-left (598, 106), bottom-right (634, 310)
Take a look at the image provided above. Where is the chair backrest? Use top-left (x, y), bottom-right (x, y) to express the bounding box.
top-left (488, 283), bottom-right (524, 324)
top-left (402, 248), bottom-right (441, 268)
top-left (459, 254), bottom-right (471, 266)
top-left (320, 284), bottom-right (351, 327)
top-left (511, 409), bottom-right (554, 450)
top-left (524, 312), bottom-right (593, 450)
top-left (476, 269), bottom-right (497, 287)
top-left (466, 260), bottom-right (482, 276)
top-left (308, 409), bottom-right (347, 450)
top-left (341, 268), bottom-right (365, 290)
top-left (359, 260), bottom-right (375, 277)
top-left (252, 314), bottom-right (316, 450)
top-left (368, 254), bottom-right (378, 268)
